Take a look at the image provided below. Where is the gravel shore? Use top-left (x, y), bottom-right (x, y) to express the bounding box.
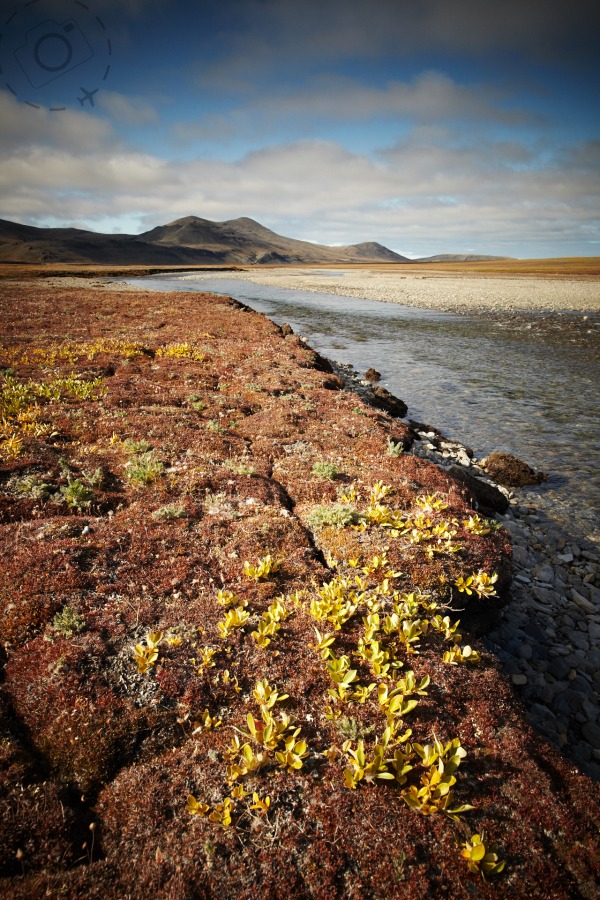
top-left (180, 268), bottom-right (600, 313)
top-left (412, 432), bottom-right (600, 782)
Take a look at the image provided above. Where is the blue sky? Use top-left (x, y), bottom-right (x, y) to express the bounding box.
top-left (0, 0), bottom-right (599, 257)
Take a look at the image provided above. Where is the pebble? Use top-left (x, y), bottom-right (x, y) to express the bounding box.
top-left (533, 563), bottom-right (555, 584)
top-left (571, 590), bottom-right (595, 614)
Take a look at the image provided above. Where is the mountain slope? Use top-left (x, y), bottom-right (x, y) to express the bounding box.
top-left (341, 241), bottom-right (409, 262)
top-left (1, 216), bottom-right (498, 266)
top-left (139, 216), bottom-right (353, 264)
top-left (0, 216), bottom-right (411, 266)
top-left (0, 218), bottom-right (228, 265)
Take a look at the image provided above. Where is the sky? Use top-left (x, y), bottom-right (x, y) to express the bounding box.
top-left (0, 0), bottom-right (599, 258)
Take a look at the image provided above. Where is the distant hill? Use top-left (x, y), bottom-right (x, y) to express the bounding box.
top-left (415, 254), bottom-right (513, 262)
top-left (339, 241), bottom-right (409, 262)
top-left (0, 215), bottom-right (409, 266)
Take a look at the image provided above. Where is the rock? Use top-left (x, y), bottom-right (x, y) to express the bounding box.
top-left (483, 452), bottom-right (547, 487)
top-left (522, 621), bottom-right (547, 643)
top-left (512, 673), bottom-right (528, 685)
top-left (446, 465), bottom-right (509, 515)
top-left (518, 643), bottom-right (533, 660)
top-left (280, 323), bottom-right (294, 336)
top-left (364, 368), bottom-right (381, 382)
top-left (321, 375), bottom-right (345, 391)
top-left (571, 589), bottom-right (595, 614)
top-left (512, 545), bottom-right (528, 567)
top-left (570, 632), bottom-right (590, 652)
top-left (588, 621), bottom-right (600, 642)
top-left (368, 385), bottom-right (408, 418)
top-left (532, 564), bottom-right (555, 585)
top-left (587, 584), bottom-right (600, 605)
top-left (531, 586), bottom-right (559, 605)
top-left (548, 657), bottom-right (571, 680)
top-left (528, 703), bottom-right (558, 732)
top-left (557, 552), bottom-right (574, 564)
top-left (581, 720), bottom-right (600, 746)
top-left (309, 350), bottom-right (334, 373)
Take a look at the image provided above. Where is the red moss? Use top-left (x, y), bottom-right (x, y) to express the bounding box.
top-left (0, 278), bottom-right (598, 898)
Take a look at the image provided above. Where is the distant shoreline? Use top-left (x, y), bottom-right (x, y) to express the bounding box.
top-left (2, 265), bottom-right (599, 315)
top-left (177, 268), bottom-right (600, 314)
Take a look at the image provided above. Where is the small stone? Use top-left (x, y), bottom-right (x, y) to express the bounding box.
top-left (512, 673), bottom-right (528, 685)
top-left (581, 720), bottom-right (600, 746)
top-left (588, 622), bottom-right (600, 642)
top-left (570, 632), bottom-right (590, 652)
top-left (532, 585), bottom-right (560, 605)
top-left (556, 552), bottom-right (574, 564)
top-left (532, 563), bottom-right (555, 584)
top-left (518, 643), bottom-right (533, 660)
top-left (512, 545), bottom-right (528, 567)
top-left (548, 657), bottom-right (571, 680)
top-left (528, 703), bottom-right (558, 730)
top-left (587, 584), bottom-right (600, 605)
top-left (571, 589), bottom-right (595, 613)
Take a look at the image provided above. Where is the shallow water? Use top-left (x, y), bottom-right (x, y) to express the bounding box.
top-left (127, 274), bottom-right (600, 544)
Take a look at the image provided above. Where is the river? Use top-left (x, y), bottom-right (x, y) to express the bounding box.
top-left (126, 273), bottom-right (600, 545)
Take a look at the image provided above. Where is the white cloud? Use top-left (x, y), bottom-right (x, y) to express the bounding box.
top-left (0, 88), bottom-right (598, 255)
top-left (222, 71), bottom-right (534, 126)
top-left (0, 91), bottom-right (114, 154)
top-left (97, 91), bottom-right (159, 125)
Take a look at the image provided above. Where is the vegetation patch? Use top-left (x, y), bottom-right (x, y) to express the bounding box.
top-left (0, 277), bottom-right (597, 899)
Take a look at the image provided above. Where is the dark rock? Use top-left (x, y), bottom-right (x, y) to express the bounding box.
top-left (569, 675), bottom-right (593, 694)
top-left (554, 689), bottom-right (586, 717)
top-left (321, 375), bottom-right (345, 391)
top-left (548, 656), bottom-right (571, 680)
top-left (446, 464), bottom-right (509, 514)
top-left (368, 385), bottom-right (408, 418)
top-left (483, 452), bottom-right (547, 487)
top-left (364, 368), bottom-right (381, 382)
top-left (581, 720), bottom-right (600, 746)
top-left (529, 640), bottom-right (549, 661)
top-left (523, 619), bottom-right (546, 643)
top-left (309, 351), bottom-right (334, 373)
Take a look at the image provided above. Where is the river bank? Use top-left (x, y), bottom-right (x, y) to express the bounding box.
top-left (1, 277), bottom-right (598, 896)
top-left (333, 361), bottom-right (600, 781)
top-left (43, 270), bottom-right (600, 776)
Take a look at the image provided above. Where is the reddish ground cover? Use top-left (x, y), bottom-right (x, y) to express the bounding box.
top-left (0, 280), bottom-right (598, 898)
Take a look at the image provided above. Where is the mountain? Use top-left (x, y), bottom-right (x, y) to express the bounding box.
top-left (0, 215), bottom-right (409, 266)
top-left (0, 218), bottom-right (225, 265)
top-left (339, 241), bottom-right (409, 262)
top-left (137, 216), bottom-right (410, 265)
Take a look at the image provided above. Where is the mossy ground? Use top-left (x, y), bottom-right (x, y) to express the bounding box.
top-left (0, 279), bottom-right (598, 898)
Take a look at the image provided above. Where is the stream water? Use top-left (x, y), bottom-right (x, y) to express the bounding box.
top-left (126, 273), bottom-right (600, 545)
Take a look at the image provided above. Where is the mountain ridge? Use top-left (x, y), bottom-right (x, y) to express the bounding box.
top-left (0, 215), bottom-right (509, 265)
